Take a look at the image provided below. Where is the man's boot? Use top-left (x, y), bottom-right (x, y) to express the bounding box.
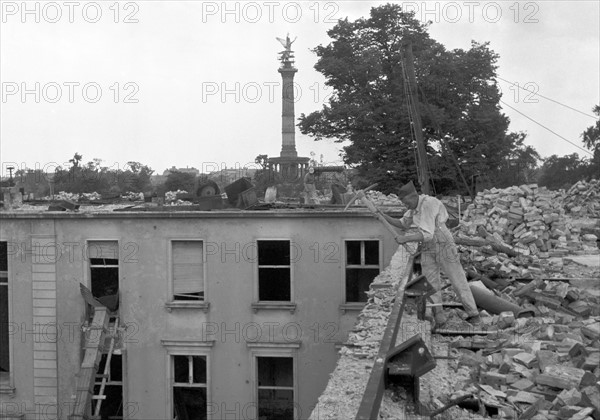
top-left (432, 306), bottom-right (449, 331)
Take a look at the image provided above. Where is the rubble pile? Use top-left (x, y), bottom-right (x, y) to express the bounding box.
top-left (120, 191), bottom-right (144, 201)
top-left (424, 262), bottom-right (600, 419)
top-left (461, 183), bottom-right (598, 257)
top-left (456, 183), bottom-right (599, 279)
top-left (441, 313), bottom-right (600, 419)
top-left (364, 190), bottom-right (404, 207)
top-left (164, 190), bottom-right (193, 205)
top-left (341, 279), bottom-right (399, 360)
top-left (564, 180), bottom-right (600, 217)
top-left (41, 191), bottom-right (103, 201)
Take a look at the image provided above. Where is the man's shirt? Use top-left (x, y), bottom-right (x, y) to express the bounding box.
top-left (399, 195), bottom-right (449, 242)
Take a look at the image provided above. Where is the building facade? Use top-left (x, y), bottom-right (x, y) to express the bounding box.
top-left (0, 210), bottom-right (398, 420)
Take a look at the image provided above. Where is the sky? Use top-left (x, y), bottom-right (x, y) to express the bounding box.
top-left (1, 0), bottom-right (599, 176)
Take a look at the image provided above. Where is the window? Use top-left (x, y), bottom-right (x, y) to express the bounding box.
top-left (88, 241), bottom-right (119, 312)
top-left (172, 355), bottom-right (207, 420)
top-left (257, 357), bottom-right (294, 420)
top-left (0, 241), bottom-right (9, 386)
top-left (345, 240), bottom-right (380, 303)
top-left (92, 353), bottom-right (123, 420)
top-left (172, 241), bottom-right (204, 301)
top-left (258, 241), bottom-right (290, 301)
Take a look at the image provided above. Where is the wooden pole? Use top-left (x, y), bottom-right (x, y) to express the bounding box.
top-left (403, 42), bottom-right (430, 195)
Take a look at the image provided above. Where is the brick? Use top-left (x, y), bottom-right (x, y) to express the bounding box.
top-left (33, 299), bottom-right (56, 308)
top-left (32, 289), bottom-right (56, 299)
top-left (32, 271), bottom-right (56, 281)
top-left (34, 377), bottom-right (57, 387)
top-left (34, 368), bottom-right (58, 378)
top-left (34, 350), bottom-right (57, 360)
top-left (32, 264), bottom-right (56, 273)
top-left (557, 388), bottom-right (582, 406)
top-left (511, 378), bottom-right (534, 391)
top-left (581, 322), bottom-right (600, 340)
top-left (481, 371), bottom-right (509, 387)
top-left (582, 353), bottom-right (600, 372)
top-left (513, 352), bottom-right (537, 369)
top-left (33, 307), bottom-right (56, 317)
top-left (508, 391), bottom-right (542, 405)
top-left (536, 365), bottom-right (596, 390)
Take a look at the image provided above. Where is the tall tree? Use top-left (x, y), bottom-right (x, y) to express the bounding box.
top-left (582, 105), bottom-right (600, 153)
top-left (538, 153), bottom-right (587, 190)
top-left (164, 171), bottom-right (196, 193)
top-left (298, 4), bottom-right (522, 194)
top-left (580, 105), bottom-right (600, 179)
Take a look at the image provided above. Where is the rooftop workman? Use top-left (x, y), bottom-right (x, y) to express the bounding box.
top-left (303, 167), bottom-right (319, 204)
top-left (380, 181), bottom-right (481, 329)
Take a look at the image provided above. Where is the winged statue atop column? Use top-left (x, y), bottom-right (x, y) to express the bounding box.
top-left (276, 33), bottom-right (296, 65)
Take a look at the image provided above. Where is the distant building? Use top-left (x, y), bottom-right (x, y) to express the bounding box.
top-left (208, 168), bottom-right (257, 185)
top-left (162, 166), bottom-right (200, 177)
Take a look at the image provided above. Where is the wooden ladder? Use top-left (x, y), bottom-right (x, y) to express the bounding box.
top-left (69, 307), bottom-right (120, 420)
top-left (91, 316), bottom-right (120, 419)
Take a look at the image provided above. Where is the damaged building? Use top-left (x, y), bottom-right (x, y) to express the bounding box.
top-left (0, 205), bottom-right (401, 420)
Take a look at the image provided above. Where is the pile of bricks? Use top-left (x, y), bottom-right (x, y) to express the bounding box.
top-left (450, 318), bottom-right (600, 418)
top-left (365, 190), bottom-right (403, 207)
top-left (460, 184), bottom-right (599, 259)
top-left (564, 180), bottom-right (600, 218)
top-left (443, 277), bottom-right (600, 419)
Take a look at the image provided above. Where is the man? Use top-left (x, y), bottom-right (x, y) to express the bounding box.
top-left (303, 167), bottom-right (318, 204)
top-left (380, 181), bottom-right (480, 328)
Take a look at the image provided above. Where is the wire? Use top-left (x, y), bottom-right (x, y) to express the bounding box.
top-left (499, 100), bottom-right (593, 156)
top-left (497, 76), bottom-right (597, 119)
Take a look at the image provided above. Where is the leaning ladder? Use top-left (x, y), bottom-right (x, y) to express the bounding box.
top-left (91, 316), bottom-right (120, 419)
top-left (69, 307), bottom-right (120, 420)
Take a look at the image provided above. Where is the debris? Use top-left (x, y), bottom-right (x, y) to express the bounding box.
top-left (536, 365), bottom-right (596, 390)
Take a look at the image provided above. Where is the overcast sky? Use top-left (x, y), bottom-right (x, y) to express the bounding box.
top-left (1, 1), bottom-right (598, 176)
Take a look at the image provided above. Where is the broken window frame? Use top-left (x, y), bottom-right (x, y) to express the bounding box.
top-left (86, 240), bottom-right (120, 307)
top-left (252, 352), bottom-right (298, 419)
top-left (249, 345), bottom-right (299, 420)
top-left (256, 239), bottom-right (293, 303)
top-left (343, 239), bottom-right (381, 304)
top-left (0, 240), bottom-right (12, 392)
top-left (171, 355), bottom-right (208, 420)
top-left (169, 240), bottom-right (205, 303)
top-left (161, 341), bottom-right (212, 420)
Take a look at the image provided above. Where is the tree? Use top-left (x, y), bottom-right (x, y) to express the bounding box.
top-left (298, 4), bottom-right (524, 194)
top-left (51, 154), bottom-right (155, 196)
top-left (253, 154), bottom-right (283, 195)
top-left (493, 131), bottom-right (541, 187)
top-left (254, 154), bottom-right (269, 170)
top-left (69, 153), bottom-right (82, 168)
top-left (164, 171), bottom-right (196, 193)
top-left (582, 105), bottom-right (600, 153)
top-left (118, 161), bottom-right (154, 193)
top-left (538, 154), bottom-right (586, 190)
top-left (580, 105), bottom-right (600, 179)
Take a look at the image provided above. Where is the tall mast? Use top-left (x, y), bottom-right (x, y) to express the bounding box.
top-left (403, 42), bottom-right (430, 195)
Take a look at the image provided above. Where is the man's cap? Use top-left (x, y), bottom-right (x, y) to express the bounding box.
top-left (397, 181), bottom-right (418, 199)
